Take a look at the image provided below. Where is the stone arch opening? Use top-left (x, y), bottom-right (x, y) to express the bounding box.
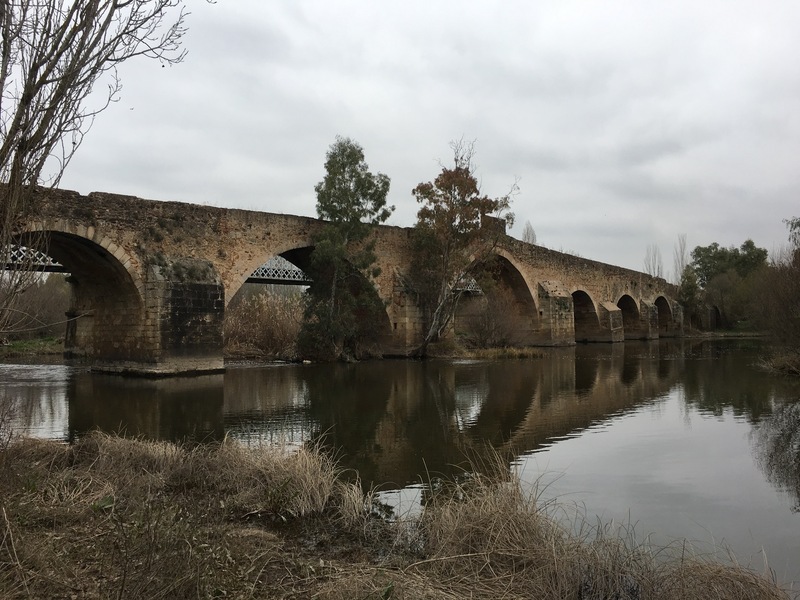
top-left (227, 247), bottom-right (315, 307)
top-left (572, 290), bottom-right (600, 343)
top-left (454, 254), bottom-right (540, 347)
top-left (12, 230), bottom-right (145, 362)
top-left (225, 248), bottom-right (311, 359)
top-left (228, 246), bottom-right (392, 357)
top-left (655, 296), bottom-right (673, 335)
top-left (617, 294), bottom-right (643, 340)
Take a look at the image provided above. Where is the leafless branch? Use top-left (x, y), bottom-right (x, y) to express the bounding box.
top-left (1, 0), bottom-right (199, 334)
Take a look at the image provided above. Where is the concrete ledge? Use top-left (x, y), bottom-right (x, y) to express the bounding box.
top-left (90, 357), bottom-right (225, 377)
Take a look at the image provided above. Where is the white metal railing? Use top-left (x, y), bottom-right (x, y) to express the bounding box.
top-left (2, 245), bottom-right (65, 272)
top-left (247, 256), bottom-right (310, 284)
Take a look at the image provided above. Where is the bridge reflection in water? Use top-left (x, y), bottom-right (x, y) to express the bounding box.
top-left (0, 340), bottom-right (765, 480)
top-left (4, 340), bottom-right (796, 497)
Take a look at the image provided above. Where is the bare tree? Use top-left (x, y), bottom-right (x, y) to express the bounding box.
top-left (643, 244), bottom-right (663, 278)
top-left (672, 233), bottom-right (688, 284)
top-left (521, 220), bottom-right (536, 244)
top-left (1, 0), bottom-right (197, 336)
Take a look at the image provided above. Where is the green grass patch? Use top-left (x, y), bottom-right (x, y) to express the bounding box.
top-left (0, 337), bottom-right (63, 358)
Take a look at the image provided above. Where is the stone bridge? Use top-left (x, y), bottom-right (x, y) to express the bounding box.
top-left (12, 187), bottom-right (682, 374)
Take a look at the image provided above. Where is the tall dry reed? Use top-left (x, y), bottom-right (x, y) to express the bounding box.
top-left (224, 287), bottom-right (304, 360)
top-left (0, 395), bottom-right (13, 451)
top-left (395, 464), bottom-right (788, 600)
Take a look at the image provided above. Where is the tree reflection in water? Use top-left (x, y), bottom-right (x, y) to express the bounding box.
top-left (753, 400), bottom-right (800, 512)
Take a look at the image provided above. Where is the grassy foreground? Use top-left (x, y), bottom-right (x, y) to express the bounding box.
top-left (0, 434), bottom-right (789, 599)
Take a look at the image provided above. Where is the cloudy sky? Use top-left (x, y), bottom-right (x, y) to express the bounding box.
top-left (58, 0), bottom-right (800, 277)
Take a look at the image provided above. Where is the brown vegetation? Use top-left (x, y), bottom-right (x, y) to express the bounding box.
top-left (224, 286), bottom-right (304, 360)
top-left (758, 253), bottom-right (800, 374)
top-left (457, 287), bottom-right (520, 349)
top-left (0, 433), bottom-right (789, 599)
top-left (758, 350), bottom-right (800, 377)
top-left (0, 274), bottom-right (70, 341)
top-left (410, 140), bottom-right (516, 356)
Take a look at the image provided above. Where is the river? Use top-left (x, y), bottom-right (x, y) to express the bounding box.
top-left (2, 338), bottom-right (799, 590)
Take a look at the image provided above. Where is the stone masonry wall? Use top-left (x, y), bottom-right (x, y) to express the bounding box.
top-left (17, 186), bottom-right (682, 373)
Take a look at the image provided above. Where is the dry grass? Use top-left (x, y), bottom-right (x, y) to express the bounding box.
top-left (0, 433), bottom-right (367, 599)
top-left (758, 351), bottom-right (800, 376)
top-left (425, 340), bottom-right (546, 360)
top-left (0, 433), bottom-right (791, 599)
top-left (464, 346), bottom-right (546, 360)
top-left (0, 395), bottom-right (13, 452)
top-left (224, 288), bottom-right (304, 360)
top-left (398, 464), bottom-right (789, 600)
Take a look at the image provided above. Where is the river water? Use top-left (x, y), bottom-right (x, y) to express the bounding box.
top-left (2, 339), bottom-right (799, 589)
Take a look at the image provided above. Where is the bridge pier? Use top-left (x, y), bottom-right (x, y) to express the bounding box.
top-left (639, 300), bottom-right (660, 340)
top-left (536, 282), bottom-right (575, 345)
top-left (65, 255), bottom-right (224, 376)
top-left (598, 302), bottom-right (625, 343)
top-left (145, 258), bottom-right (225, 375)
top-left (380, 273), bottom-right (426, 355)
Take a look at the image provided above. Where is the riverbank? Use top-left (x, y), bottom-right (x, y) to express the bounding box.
top-left (759, 350), bottom-right (800, 376)
top-left (0, 337), bottom-right (63, 359)
top-left (0, 333), bottom-right (770, 364)
top-left (0, 433), bottom-right (789, 599)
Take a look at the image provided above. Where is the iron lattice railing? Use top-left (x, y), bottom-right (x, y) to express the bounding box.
top-left (2, 245), bottom-right (66, 272)
top-left (3, 246), bottom-right (311, 285)
top-left (455, 276), bottom-right (483, 294)
top-left (246, 256), bottom-right (311, 285)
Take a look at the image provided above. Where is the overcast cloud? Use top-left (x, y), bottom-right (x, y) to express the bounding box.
top-left (58, 0), bottom-right (800, 276)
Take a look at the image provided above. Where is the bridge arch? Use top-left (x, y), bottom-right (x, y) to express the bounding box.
top-left (617, 294), bottom-right (643, 340)
top-left (572, 290), bottom-right (600, 343)
top-left (654, 295), bottom-right (673, 335)
top-left (13, 224), bottom-right (147, 362)
top-left (19, 220), bottom-right (145, 299)
top-left (226, 236), bottom-right (316, 305)
top-left (455, 252), bottom-right (540, 347)
top-left (489, 249), bottom-right (540, 315)
top-left (229, 244), bottom-right (392, 354)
